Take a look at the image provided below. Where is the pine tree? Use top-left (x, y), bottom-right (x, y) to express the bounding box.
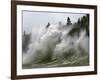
top-left (67, 17), bottom-right (72, 26)
top-left (22, 31), bottom-right (31, 53)
top-left (46, 22), bottom-right (50, 28)
top-left (77, 18), bottom-right (81, 25)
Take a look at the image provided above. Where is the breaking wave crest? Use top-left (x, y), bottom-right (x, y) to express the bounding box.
top-left (22, 23), bottom-right (89, 69)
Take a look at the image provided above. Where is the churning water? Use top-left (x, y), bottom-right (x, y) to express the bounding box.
top-left (22, 23), bottom-right (89, 69)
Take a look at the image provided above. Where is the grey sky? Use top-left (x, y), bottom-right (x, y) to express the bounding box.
top-left (22, 11), bottom-right (86, 33)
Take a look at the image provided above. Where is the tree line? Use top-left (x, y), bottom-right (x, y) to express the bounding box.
top-left (68, 14), bottom-right (89, 36)
top-left (22, 14), bottom-right (89, 53)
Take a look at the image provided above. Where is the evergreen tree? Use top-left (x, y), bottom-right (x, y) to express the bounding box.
top-left (67, 17), bottom-right (72, 26)
top-left (68, 15), bottom-right (89, 37)
top-left (86, 14), bottom-right (89, 36)
top-left (80, 15), bottom-right (89, 36)
top-left (77, 18), bottom-right (81, 25)
top-left (46, 22), bottom-right (50, 29)
top-left (22, 31), bottom-right (31, 53)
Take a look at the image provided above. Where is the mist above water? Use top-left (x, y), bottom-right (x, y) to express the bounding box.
top-left (22, 22), bottom-right (89, 68)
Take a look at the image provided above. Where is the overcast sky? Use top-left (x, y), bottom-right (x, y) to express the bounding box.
top-left (22, 11), bottom-right (86, 33)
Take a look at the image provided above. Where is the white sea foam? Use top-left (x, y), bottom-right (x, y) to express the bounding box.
top-left (23, 23), bottom-right (89, 66)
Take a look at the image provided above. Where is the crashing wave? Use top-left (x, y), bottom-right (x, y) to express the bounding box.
top-left (22, 23), bottom-right (89, 68)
